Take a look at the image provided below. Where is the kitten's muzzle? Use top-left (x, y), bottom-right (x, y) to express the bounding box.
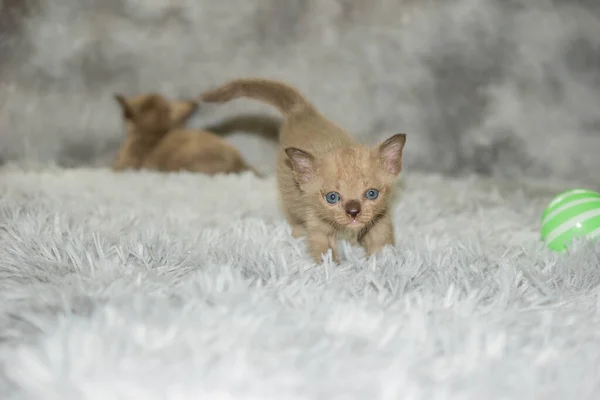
top-left (344, 200), bottom-right (361, 219)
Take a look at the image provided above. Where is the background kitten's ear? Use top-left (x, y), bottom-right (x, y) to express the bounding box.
top-left (285, 147), bottom-right (316, 182)
top-left (170, 99), bottom-right (199, 128)
top-left (114, 94), bottom-right (134, 120)
top-left (378, 133), bottom-right (406, 175)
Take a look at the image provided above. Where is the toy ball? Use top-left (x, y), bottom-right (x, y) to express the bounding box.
top-left (541, 189), bottom-right (600, 252)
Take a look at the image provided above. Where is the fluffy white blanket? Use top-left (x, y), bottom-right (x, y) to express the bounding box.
top-left (1, 166), bottom-right (599, 399)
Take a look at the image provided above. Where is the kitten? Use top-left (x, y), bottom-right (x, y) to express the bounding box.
top-left (201, 78), bottom-right (406, 263)
top-left (113, 93), bottom-right (260, 176)
top-left (112, 93), bottom-right (196, 171)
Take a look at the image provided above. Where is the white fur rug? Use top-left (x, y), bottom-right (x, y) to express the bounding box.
top-left (1, 166), bottom-right (599, 399)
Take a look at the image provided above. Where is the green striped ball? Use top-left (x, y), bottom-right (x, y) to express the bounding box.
top-left (541, 189), bottom-right (600, 252)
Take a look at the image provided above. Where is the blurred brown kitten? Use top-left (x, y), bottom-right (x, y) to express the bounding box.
top-left (112, 93), bottom-right (260, 176)
top-left (201, 78), bottom-right (406, 263)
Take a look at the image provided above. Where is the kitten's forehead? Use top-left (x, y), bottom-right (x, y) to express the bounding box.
top-left (321, 147), bottom-right (381, 192)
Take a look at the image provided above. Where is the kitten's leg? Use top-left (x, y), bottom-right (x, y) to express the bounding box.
top-left (280, 202), bottom-right (306, 238)
top-left (328, 235), bottom-right (340, 262)
top-left (112, 159), bottom-right (127, 171)
top-left (141, 157), bottom-right (159, 170)
top-left (306, 220), bottom-right (339, 263)
top-left (359, 213), bottom-right (395, 256)
top-left (291, 224), bottom-right (306, 238)
top-left (112, 149), bottom-right (132, 171)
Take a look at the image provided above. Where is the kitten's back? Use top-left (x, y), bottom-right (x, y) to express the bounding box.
top-left (144, 129), bottom-right (259, 176)
top-left (280, 109), bottom-right (353, 156)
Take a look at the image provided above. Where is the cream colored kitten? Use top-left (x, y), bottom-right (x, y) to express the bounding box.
top-left (201, 78), bottom-right (406, 263)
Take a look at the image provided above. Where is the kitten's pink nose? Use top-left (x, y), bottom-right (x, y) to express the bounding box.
top-left (345, 200), bottom-right (361, 219)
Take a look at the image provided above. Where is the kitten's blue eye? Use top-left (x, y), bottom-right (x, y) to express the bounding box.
top-left (325, 192), bottom-right (341, 204)
top-left (365, 189), bottom-right (379, 200)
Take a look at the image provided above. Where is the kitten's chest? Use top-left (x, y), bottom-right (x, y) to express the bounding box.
top-left (336, 229), bottom-right (360, 244)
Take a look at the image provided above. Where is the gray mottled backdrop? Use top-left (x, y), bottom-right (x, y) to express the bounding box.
top-left (1, 0), bottom-right (599, 183)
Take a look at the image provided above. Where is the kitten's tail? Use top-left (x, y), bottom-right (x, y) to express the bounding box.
top-left (199, 78), bottom-right (314, 117)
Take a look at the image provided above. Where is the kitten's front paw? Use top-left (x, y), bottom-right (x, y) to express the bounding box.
top-left (309, 248), bottom-right (339, 264)
top-left (306, 225), bottom-right (339, 264)
top-left (365, 241), bottom-right (392, 256)
top-left (359, 213), bottom-right (395, 257)
top-left (329, 238), bottom-right (340, 263)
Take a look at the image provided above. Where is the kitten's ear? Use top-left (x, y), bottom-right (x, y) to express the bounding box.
top-left (378, 133), bottom-right (406, 175)
top-left (170, 99), bottom-right (199, 127)
top-left (114, 94), bottom-right (134, 120)
top-left (285, 147), bottom-right (316, 182)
